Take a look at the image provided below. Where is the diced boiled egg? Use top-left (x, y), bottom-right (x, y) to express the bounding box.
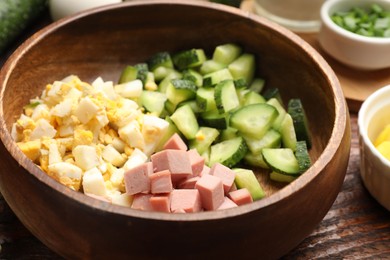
top-left (74, 96), bottom-right (100, 124)
top-left (118, 120), bottom-right (145, 150)
top-left (73, 145), bottom-right (100, 171)
top-left (102, 144), bottom-right (126, 167)
top-left (30, 118), bottom-right (57, 140)
top-left (82, 167), bottom-right (107, 197)
top-left (122, 148), bottom-right (148, 171)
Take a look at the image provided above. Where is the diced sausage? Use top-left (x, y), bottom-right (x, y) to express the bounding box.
top-left (228, 188), bottom-right (253, 206)
top-left (150, 194), bottom-right (171, 213)
top-left (195, 174), bottom-right (225, 211)
top-left (209, 163), bottom-right (236, 194)
top-left (217, 197), bottom-right (238, 210)
top-left (178, 176), bottom-right (200, 189)
top-left (149, 170), bottom-right (173, 194)
top-left (124, 162), bottom-right (152, 195)
top-left (199, 165), bottom-right (210, 177)
top-left (151, 149), bottom-right (192, 182)
top-left (163, 133), bottom-right (187, 150)
top-left (170, 189), bottom-right (202, 213)
top-left (131, 194), bottom-right (153, 211)
top-left (187, 149), bottom-right (205, 176)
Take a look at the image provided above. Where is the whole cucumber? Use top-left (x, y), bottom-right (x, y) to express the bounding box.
top-left (0, 0), bottom-right (48, 54)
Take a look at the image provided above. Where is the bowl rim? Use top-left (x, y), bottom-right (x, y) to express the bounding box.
top-left (320, 0), bottom-right (390, 44)
top-left (0, 0), bottom-right (348, 221)
top-left (358, 84), bottom-right (390, 169)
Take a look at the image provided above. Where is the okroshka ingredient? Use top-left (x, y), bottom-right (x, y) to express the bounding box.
top-left (49, 0), bottom-right (122, 21)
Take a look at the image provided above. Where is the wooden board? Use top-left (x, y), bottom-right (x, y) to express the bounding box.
top-left (241, 0), bottom-right (390, 113)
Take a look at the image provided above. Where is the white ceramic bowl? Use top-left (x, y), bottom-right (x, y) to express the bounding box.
top-left (319, 0), bottom-right (390, 70)
top-left (358, 85), bottom-right (390, 211)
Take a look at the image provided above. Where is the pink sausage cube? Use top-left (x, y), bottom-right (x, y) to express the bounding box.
top-left (217, 197), bottom-right (238, 210)
top-left (178, 176), bottom-right (200, 189)
top-left (163, 133), bottom-right (188, 150)
top-left (228, 188), bottom-right (253, 206)
top-left (149, 170), bottom-right (173, 194)
top-left (210, 163), bottom-right (236, 194)
top-left (131, 194), bottom-right (153, 211)
top-left (195, 174), bottom-right (224, 211)
top-left (199, 165), bottom-right (210, 177)
top-left (124, 162), bottom-right (152, 195)
top-left (187, 149), bottom-right (205, 176)
top-left (170, 189), bottom-right (202, 213)
top-left (150, 195), bottom-right (171, 213)
top-left (151, 149), bottom-right (192, 182)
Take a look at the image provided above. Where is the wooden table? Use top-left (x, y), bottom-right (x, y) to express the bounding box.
top-left (0, 7), bottom-right (389, 260)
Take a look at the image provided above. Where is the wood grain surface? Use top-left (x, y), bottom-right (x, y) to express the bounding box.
top-left (0, 2), bottom-right (388, 259)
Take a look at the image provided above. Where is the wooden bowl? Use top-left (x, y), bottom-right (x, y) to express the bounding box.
top-left (0, 1), bottom-right (351, 258)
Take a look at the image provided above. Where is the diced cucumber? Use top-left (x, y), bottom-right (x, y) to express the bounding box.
top-left (243, 90), bottom-right (266, 106)
top-left (164, 100), bottom-right (176, 115)
top-left (243, 128), bottom-right (281, 155)
top-left (148, 51), bottom-right (174, 71)
top-left (140, 91), bottom-right (167, 116)
top-left (182, 69), bottom-right (203, 87)
top-left (155, 116), bottom-right (181, 152)
top-left (200, 110), bottom-right (228, 129)
top-left (270, 171), bottom-right (297, 183)
top-left (243, 152), bottom-right (269, 169)
top-left (262, 148), bottom-right (300, 175)
top-left (200, 60), bottom-right (226, 75)
top-left (177, 100), bottom-right (202, 114)
top-left (249, 78), bottom-right (266, 93)
top-left (144, 72), bottom-right (158, 91)
top-left (266, 98), bottom-right (287, 130)
top-left (213, 43), bottom-right (242, 65)
top-left (230, 103), bottom-right (278, 139)
top-left (263, 87), bottom-right (282, 103)
top-left (228, 53), bottom-right (255, 85)
top-left (158, 70), bottom-right (182, 93)
top-left (189, 127), bottom-right (220, 155)
top-left (196, 87), bottom-right (217, 112)
top-left (233, 168), bottom-right (265, 200)
top-left (209, 137), bottom-right (248, 167)
top-left (219, 127), bottom-right (238, 142)
top-left (288, 99), bottom-right (312, 148)
top-left (295, 141), bottom-right (311, 173)
top-left (280, 113), bottom-right (297, 151)
top-left (118, 63), bottom-right (149, 84)
top-left (203, 68), bottom-right (233, 87)
top-left (173, 49), bottom-right (206, 70)
top-left (170, 104), bottom-right (199, 140)
top-left (215, 80), bottom-right (240, 113)
top-left (234, 78), bottom-right (248, 89)
top-left (153, 66), bottom-right (174, 82)
top-left (202, 148), bottom-right (211, 167)
top-left (166, 79), bottom-right (197, 107)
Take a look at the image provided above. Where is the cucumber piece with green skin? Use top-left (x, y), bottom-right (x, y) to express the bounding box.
top-left (230, 103), bottom-right (279, 139)
top-left (155, 116), bottom-right (181, 152)
top-left (234, 78), bottom-right (248, 89)
top-left (243, 128), bottom-right (281, 155)
top-left (118, 63), bottom-right (149, 84)
top-left (199, 60), bottom-right (226, 75)
top-left (249, 78), bottom-right (266, 93)
top-left (263, 87), bottom-right (283, 104)
top-left (233, 168), bottom-right (265, 200)
top-left (219, 127), bottom-right (238, 142)
top-left (140, 90), bottom-right (167, 116)
top-left (209, 136), bottom-right (248, 168)
top-left (295, 141), bottom-right (311, 173)
top-left (270, 171), bottom-right (297, 183)
top-left (0, 0), bottom-right (48, 54)
top-left (203, 68), bottom-right (233, 87)
top-left (153, 67), bottom-right (174, 82)
top-left (243, 90), bottom-right (266, 106)
top-left (166, 79), bottom-right (197, 107)
top-left (266, 98), bottom-right (287, 130)
top-left (215, 80), bottom-right (240, 113)
top-left (288, 98), bottom-right (312, 148)
top-left (262, 148), bottom-right (300, 175)
top-left (177, 100), bottom-right (203, 114)
top-left (280, 113), bottom-right (297, 151)
top-left (212, 43), bottom-right (242, 64)
top-left (189, 127), bottom-right (220, 155)
top-left (173, 49), bottom-right (206, 70)
top-left (200, 110), bottom-right (228, 129)
top-left (158, 70), bottom-right (182, 93)
top-left (196, 87), bottom-right (217, 112)
top-left (148, 51), bottom-right (174, 71)
top-left (243, 152), bottom-right (269, 169)
top-left (182, 69), bottom-right (203, 87)
top-left (228, 53), bottom-right (255, 85)
top-left (170, 104), bottom-right (199, 140)
top-left (164, 100), bottom-right (177, 115)
top-left (202, 148), bottom-right (211, 167)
